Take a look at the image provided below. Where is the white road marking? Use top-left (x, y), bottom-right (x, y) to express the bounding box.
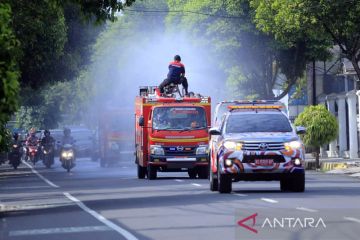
top-left (1, 186), bottom-right (51, 190)
top-left (191, 183), bottom-right (202, 187)
top-left (261, 198), bottom-right (278, 204)
top-left (9, 226), bottom-right (111, 236)
top-left (175, 179), bottom-right (184, 182)
top-left (122, 166), bottom-right (128, 169)
top-left (344, 217), bottom-right (360, 224)
top-left (296, 207), bottom-right (318, 213)
top-left (1, 203), bottom-right (73, 212)
top-left (233, 193), bottom-right (248, 197)
top-left (64, 192), bottom-right (138, 240)
top-left (22, 161), bottom-right (59, 188)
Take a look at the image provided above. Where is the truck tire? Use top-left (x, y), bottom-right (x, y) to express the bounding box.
top-left (217, 165), bottom-right (232, 193)
top-left (188, 168), bottom-right (197, 179)
top-left (197, 166), bottom-right (208, 179)
top-left (290, 173), bottom-right (305, 192)
top-left (137, 164), bottom-right (146, 179)
top-left (209, 166), bottom-right (218, 191)
top-left (147, 165), bottom-right (157, 180)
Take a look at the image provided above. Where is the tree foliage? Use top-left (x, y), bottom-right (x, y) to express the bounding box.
top-left (166, 0), bottom-right (309, 99)
top-left (251, 0), bottom-right (360, 89)
top-left (295, 105), bottom-right (338, 167)
top-left (0, 3), bottom-right (20, 151)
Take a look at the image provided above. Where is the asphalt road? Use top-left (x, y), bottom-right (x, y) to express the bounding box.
top-left (1, 153), bottom-right (360, 240)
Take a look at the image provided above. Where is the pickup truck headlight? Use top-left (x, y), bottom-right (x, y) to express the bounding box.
top-left (196, 145), bottom-right (209, 155)
top-left (284, 141), bottom-right (302, 150)
top-left (150, 145), bottom-right (164, 155)
top-left (223, 141), bottom-right (243, 151)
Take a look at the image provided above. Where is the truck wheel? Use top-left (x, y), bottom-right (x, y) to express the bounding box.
top-left (137, 164), bottom-right (146, 179)
top-left (197, 166), bottom-right (208, 179)
top-left (217, 166), bottom-right (232, 193)
top-left (210, 166), bottom-right (218, 191)
top-left (188, 168), bottom-right (197, 179)
top-left (147, 165), bottom-right (157, 180)
top-left (290, 173), bottom-right (305, 192)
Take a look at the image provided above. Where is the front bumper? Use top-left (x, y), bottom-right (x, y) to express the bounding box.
top-left (149, 154), bottom-right (208, 169)
top-left (218, 150), bottom-right (305, 175)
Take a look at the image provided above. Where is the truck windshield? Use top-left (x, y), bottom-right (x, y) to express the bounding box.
top-left (226, 113), bottom-right (293, 133)
top-left (153, 107), bottom-right (207, 130)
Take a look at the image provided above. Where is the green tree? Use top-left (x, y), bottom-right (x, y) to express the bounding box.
top-left (251, 0), bottom-right (360, 89)
top-left (0, 3), bottom-right (20, 151)
top-left (166, 0), bottom-right (310, 99)
top-left (295, 105), bottom-right (338, 169)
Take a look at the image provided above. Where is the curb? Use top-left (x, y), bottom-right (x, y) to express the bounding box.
top-left (304, 161), bottom-right (349, 171)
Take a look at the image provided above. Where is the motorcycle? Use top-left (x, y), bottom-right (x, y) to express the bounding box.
top-left (42, 143), bottom-right (54, 168)
top-left (9, 143), bottom-right (22, 170)
top-left (28, 145), bottom-right (39, 165)
top-left (60, 144), bottom-right (75, 172)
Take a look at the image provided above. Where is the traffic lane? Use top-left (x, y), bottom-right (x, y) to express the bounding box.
top-left (0, 164), bottom-right (141, 240)
top-left (230, 171), bottom-right (360, 210)
top-left (63, 171), bottom-right (360, 240)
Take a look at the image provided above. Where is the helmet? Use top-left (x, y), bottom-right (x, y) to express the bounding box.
top-left (64, 128), bottom-right (71, 136)
top-left (44, 129), bottom-right (50, 136)
top-left (29, 128), bottom-right (36, 134)
top-left (13, 132), bottom-right (19, 139)
top-left (174, 55), bottom-right (181, 61)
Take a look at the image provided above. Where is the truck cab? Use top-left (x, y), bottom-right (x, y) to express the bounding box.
top-left (135, 86), bottom-right (211, 180)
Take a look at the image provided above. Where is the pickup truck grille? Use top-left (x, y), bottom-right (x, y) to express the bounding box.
top-left (164, 146), bottom-right (196, 156)
top-left (242, 142), bottom-right (285, 151)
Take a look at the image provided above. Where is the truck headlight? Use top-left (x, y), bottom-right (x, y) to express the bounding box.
top-left (150, 145), bottom-right (164, 155)
top-left (196, 145), bottom-right (209, 155)
top-left (285, 141), bottom-right (302, 150)
top-left (223, 141), bottom-right (242, 151)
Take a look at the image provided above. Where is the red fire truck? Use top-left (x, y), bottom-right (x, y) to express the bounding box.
top-left (98, 105), bottom-right (133, 167)
top-left (135, 86), bottom-right (211, 180)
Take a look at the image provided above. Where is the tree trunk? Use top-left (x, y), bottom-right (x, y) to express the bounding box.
top-left (315, 147), bottom-right (320, 169)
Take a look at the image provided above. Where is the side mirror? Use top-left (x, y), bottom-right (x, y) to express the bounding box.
top-left (209, 127), bottom-right (221, 136)
top-left (296, 126), bottom-right (306, 135)
top-left (138, 116), bottom-right (144, 127)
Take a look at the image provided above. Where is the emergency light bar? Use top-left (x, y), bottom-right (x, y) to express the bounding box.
top-left (228, 105), bottom-right (283, 110)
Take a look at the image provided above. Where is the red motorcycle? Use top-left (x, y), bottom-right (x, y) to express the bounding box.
top-left (28, 145), bottom-right (39, 165)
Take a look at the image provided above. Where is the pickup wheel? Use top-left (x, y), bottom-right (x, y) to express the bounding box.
top-left (290, 173), bottom-right (305, 192)
top-left (217, 165), bottom-right (232, 193)
top-left (280, 178), bottom-right (291, 192)
top-left (197, 166), bottom-right (209, 179)
top-left (209, 166), bottom-right (218, 191)
top-left (188, 168), bottom-right (197, 179)
top-left (147, 165), bottom-right (157, 180)
top-left (137, 164), bottom-right (146, 179)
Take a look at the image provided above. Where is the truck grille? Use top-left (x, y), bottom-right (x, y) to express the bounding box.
top-left (164, 146), bottom-right (196, 156)
top-left (242, 142), bottom-right (285, 151)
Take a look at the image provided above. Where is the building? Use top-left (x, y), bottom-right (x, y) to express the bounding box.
top-left (307, 48), bottom-right (359, 159)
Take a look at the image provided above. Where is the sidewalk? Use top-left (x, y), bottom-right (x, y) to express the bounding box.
top-left (304, 154), bottom-right (360, 179)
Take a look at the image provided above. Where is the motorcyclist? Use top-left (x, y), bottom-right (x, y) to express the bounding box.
top-left (159, 55), bottom-right (189, 95)
top-left (41, 130), bottom-right (55, 159)
top-left (26, 128), bottom-right (39, 147)
top-left (61, 128), bottom-right (75, 145)
top-left (41, 130), bottom-right (55, 146)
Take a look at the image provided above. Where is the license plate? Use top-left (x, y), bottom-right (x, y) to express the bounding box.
top-left (255, 159), bottom-right (274, 166)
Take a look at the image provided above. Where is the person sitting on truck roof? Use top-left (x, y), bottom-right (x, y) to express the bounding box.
top-left (159, 55), bottom-right (189, 96)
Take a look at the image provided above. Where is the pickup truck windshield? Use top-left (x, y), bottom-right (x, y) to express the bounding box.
top-left (226, 113), bottom-right (293, 133)
top-left (153, 107), bottom-right (207, 130)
